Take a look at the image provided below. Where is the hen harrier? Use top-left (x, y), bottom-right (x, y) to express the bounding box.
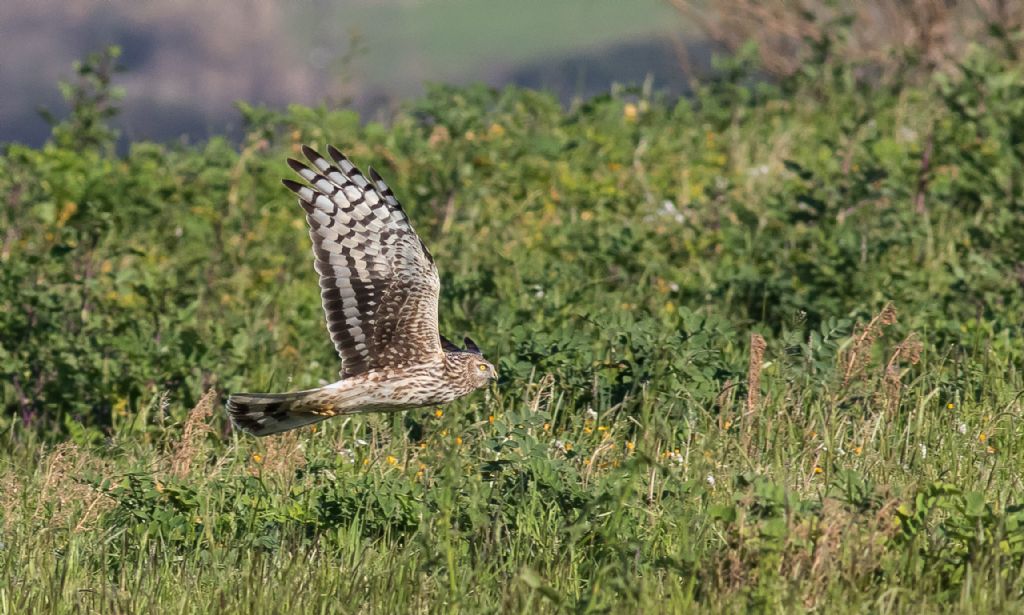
top-left (227, 145), bottom-right (496, 436)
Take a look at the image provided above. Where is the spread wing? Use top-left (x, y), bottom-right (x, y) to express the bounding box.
top-left (283, 145), bottom-right (441, 378)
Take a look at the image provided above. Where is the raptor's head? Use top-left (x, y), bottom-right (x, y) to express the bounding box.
top-left (442, 335), bottom-right (497, 389)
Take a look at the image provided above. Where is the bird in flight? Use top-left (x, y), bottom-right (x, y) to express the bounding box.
top-left (227, 145), bottom-right (496, 436)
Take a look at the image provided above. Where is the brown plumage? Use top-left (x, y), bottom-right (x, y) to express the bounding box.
top-left (226, 145), bottom-right (496, 436)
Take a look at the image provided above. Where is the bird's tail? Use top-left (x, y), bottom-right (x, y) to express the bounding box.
top-left (226, 389), bottom-right (330, 437)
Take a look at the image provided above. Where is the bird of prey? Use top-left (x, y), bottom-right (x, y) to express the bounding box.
top-left (227, 145), bottom-right (496, 436)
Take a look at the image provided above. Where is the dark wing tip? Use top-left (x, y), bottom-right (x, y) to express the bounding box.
top-left (464, 336), bottom-right (482, 355)
top-left (301, 144), bottom-right (325, 164)
top-left (327, 144), bottom-right (348, 163)
top-left (440, 335), bottom-right (462, 353)
top-left (286, 158), bottom-right (309, 173)
top-left (281, 178), bottom-right (306, 193)
top-left (368, 167), bottom-right (385, 183)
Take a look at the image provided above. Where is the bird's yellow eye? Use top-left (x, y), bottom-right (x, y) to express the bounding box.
top-left (477, 364), bottom-right (488, 372)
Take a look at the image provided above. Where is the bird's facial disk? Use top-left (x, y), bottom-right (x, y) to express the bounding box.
top-left (470, 356), bottom-right (498, 385)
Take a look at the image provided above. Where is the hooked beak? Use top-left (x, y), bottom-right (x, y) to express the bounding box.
top-left (488, 365), bottom-right (498, 380)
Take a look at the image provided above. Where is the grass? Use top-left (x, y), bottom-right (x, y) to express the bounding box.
top-left (2, 341), bottom-right (1022, 613)
top-left (2, 43), bottom-right (1024, 613)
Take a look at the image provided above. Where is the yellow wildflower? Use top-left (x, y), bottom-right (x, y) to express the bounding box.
top-left (56, 201), bottom-right (78, 226)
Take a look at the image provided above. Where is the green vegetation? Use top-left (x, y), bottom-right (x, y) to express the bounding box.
top-left (2, 44), bottom-right (1024, 613)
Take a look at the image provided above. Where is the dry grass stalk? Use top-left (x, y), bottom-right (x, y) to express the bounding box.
top-left (529, 372), bottom-right (556, 414)
top-left (0, 467), bottom-right (23, 531)
top-left (841, 303), bottom-right (897, 386)
top-left (743, 334), bottom-right (767, 452)
top-left (883, 363), bottom-right (903, 416)
top-left (257, 429), bottom-right (307, 481)
top-left (709, 496), bottom-right (898, 606)
top-left (25, 442), bottom-right (114, 532)
top-left (582, 434), bottom-right (617, 489)
top-left (716, 378), bottom-right (737, 428)
top-left (787, 498), bottom-right (899, 608)
top-left (669, 0), bottom-right (1024, 80)
top-left (882, 334), bottom-right (924, 414)
top-left (170, 389), bottom-right (217, 478)
top-left (746, 334), bottom-right (767, 416)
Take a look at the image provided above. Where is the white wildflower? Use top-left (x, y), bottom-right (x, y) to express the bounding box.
top-left (660, 200), bottom-right (685, 223)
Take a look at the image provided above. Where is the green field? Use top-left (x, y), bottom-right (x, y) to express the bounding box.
top-left (287, 0), bottom-right (685, 94)
top-left (2, 44), bottom-right (1024, 613)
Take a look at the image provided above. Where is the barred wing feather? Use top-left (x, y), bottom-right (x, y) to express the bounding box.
top-left (283, 145), bottom-right (441, 378)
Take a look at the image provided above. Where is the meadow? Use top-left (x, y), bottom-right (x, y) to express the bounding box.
top-left (2, 44), bottom-right (1024, 613)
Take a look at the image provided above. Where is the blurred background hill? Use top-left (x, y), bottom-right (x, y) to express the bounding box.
top-left (1, 0), bottom-right (703, 147)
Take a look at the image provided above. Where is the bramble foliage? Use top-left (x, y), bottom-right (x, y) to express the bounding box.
top-left (2, 45), bottom-right (1024, 612)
